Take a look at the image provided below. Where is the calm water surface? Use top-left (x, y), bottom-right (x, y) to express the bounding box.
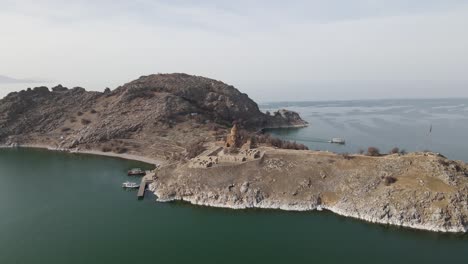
top-left (1, 99), bottom-right (468, 263)
top-left (262, 99), bottom-right (468, 161)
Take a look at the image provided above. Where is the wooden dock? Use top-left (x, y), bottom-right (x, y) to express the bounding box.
top-left (137, 171), bottom-right (155, 199)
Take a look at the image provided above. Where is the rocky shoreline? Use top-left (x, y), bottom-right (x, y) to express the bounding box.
top-left (149, 148), bottom-right (468, 234)
top-left (149, 184), bottom-right (467, 233)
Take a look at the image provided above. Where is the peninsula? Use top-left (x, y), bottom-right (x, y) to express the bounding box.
top-left (1, 73), bottom-right (467, 233)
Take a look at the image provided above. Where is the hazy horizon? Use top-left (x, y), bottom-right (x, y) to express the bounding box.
top-left (1, 0), bottom-right (467, 101)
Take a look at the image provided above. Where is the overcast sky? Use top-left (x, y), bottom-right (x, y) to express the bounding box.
top-left (1, 0), bottom-right (467, 101)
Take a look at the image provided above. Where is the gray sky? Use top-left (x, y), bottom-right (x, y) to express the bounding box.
top-left (1, 0), bottom-right (467, 101)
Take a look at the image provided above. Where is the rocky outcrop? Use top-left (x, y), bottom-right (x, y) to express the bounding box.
top-left (264, 109), bottom-right (308, 128)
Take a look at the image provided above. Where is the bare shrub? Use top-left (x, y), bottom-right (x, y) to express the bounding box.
top-left (70, 118), bottom-right (77, 123)
top-left (194, 114), bottom-right (205, 123)
top-left (250, 135), bottom-right (258, 148)
top-left (61, 127), bottom-right (71, 132)
top-left (186, 140), bottom-right (206, 159)
top-left (115, 146), bottom-right (128, 154)
top-left (358, 149), bottom-right (365, 154)
top-left (90, 109), bottom-right (97, 114)
top-left (255, 133), bottom-right (308, 150)
top-left (367, 147), bottom-right (381, 156)
top-left (400, 149), bottom-right (407, 155)
top-left (341, 153), bottom-right (353, 160)
top-left (81, 119), bottom-right (91, 125)
top-left (390, 147), bottom-right (400, 154)
top-left (207, 123), bottom-right (220, 132)
top-left (238, 129), bottom-right (251, 146)
top-left (223, 147), bottom-right (239, 155)
top-left (101, 146), bottom-right (112, 152)
top-left (77, 111), bottom-right (83, 116)
top-left (383, 176), bottom-right (397, 186)
top-left (438, 159), bottom-right (450, 167)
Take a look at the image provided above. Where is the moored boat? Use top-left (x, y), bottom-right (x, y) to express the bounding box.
top-left (127, 168), bottom-right (146, 176)
top-left (330, 138), bottom-right (345, 145)
top-left (122, 181), bottom-right (140, 188)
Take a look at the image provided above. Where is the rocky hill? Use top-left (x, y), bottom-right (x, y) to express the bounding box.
top-left (0, 73), bottom-right (307, 160)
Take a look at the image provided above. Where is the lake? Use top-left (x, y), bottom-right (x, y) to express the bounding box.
top-left (262, 98), bottom-right (468, 161)
top-left (1, 98), bottom-right (468, 263)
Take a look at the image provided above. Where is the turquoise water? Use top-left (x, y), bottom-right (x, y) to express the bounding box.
top-left (1, 98), bottom-right (468, 263)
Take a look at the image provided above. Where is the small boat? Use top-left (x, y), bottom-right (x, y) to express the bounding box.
top-left (127, 168), bottom-right (146, 176)
top-left (329, 138), bottom-right (346, 145)
top-left (122, 181), bottom-right (140, 188)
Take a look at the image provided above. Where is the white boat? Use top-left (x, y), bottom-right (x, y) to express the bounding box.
top-left (122, 181), bottom-right (140, 188)
top-left (317, 205), bottom-right (324, 211)
top-left (329, 138), bottom-right (345, 145)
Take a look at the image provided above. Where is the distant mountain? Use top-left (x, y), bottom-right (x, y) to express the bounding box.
top-left (0, 75), bottom-right (43, 84)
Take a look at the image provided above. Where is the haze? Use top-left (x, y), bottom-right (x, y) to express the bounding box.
top-left (1, 0), bottom-right (467, 101)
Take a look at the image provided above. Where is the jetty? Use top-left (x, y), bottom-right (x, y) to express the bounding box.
top-left (137, 171), bottom-right (155, 199)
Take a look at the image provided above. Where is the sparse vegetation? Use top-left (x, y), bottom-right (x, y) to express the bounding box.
top-left (367, 147), bottom-right (381, 156)
top-left (186, 140), bottom-right (206, 159)
top-left (341, 153), bottom-right (353, 160)
top-left (99, 140), bottom-right (132, 154)
top-left (255, 133), bottom-right (309, 150)
top-left (358, 149), bottom-right (365, 155)
top-left (81, 119), bottom-right (91, 125)
top-left (383, 176), bottom-right (397, 186)
top-left (90, 109), bottom-right (97, 114)
top-left (115, 146), bottom-right (128, 154)
top-left (249, 135), bottom-right (258, 148)
top-left (77, 111), bottom-right (83, 116)
top-left (101, 146), bottom-right (112, 152)
top-left (223, 147), bottom-right (239, 155)
top-left (194, 114), bottom-right (205, 123)
top-left (61, 127), bottom-right (71, 132)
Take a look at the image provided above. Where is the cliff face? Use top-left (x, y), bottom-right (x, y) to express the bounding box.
top-left (0, 73), bottom-right (306, 159)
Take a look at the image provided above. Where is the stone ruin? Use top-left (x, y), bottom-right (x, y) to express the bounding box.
top-left (188, 124), bottom-right (262, 169)
top-left (190, 155), bottom-right (219, 168)
top-left (225, 123), bottom-right (241, 148)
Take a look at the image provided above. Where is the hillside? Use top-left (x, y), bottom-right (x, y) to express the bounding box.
top-left (0, 73), bottom-right (307, 161)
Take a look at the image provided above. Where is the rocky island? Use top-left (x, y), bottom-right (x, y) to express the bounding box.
top-left (1, 73), bottom-right (467, 233)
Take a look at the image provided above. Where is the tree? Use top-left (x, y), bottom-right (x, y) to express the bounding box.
top-left (367, 147), bottom-right (380, 156)
top-left (390, 147), bottom-right (400, 154)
